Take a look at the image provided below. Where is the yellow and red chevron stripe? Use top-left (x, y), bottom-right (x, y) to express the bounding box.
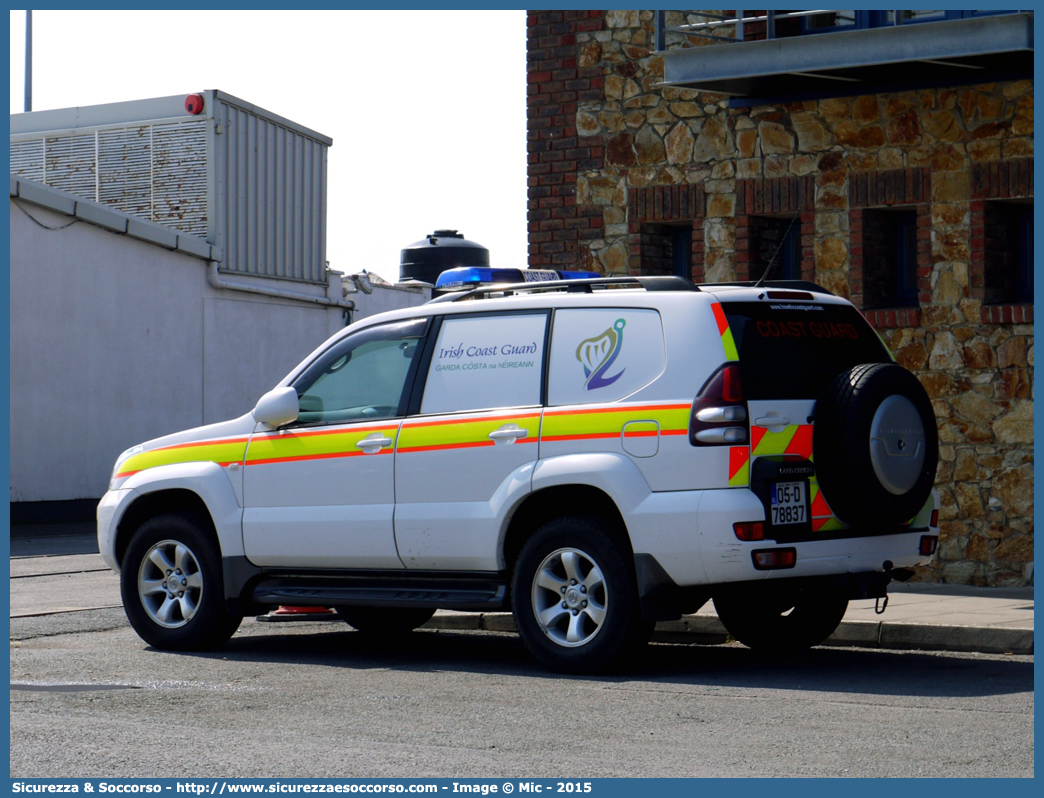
top-left (749, 422), bottom-right (845, 531)
top-left (541, 402), bottom-right (690, 444)
top-left (397, 412), bottom-right (541, 454)
top-left (710, 302), bottom-right (739, 362)
top-left (729, 446), bottom-right (750, 487)
top-left (750, 423), bottom-right (813, 458)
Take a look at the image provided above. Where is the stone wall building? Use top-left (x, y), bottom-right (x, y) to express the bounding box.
top-left (526, 9), bottom-right (1033, 585)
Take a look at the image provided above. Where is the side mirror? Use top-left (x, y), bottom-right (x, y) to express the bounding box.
top-left (252, 387), bottom-right (299, 428)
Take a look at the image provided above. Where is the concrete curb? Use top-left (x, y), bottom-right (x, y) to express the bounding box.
top-left (423, 613), bottom-right (1033, 656)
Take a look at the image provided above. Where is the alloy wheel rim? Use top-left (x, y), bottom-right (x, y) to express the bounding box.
top-left (137, 539), bottom-right (204, 629)
top-left (531, 547), bottom-right (608, 648)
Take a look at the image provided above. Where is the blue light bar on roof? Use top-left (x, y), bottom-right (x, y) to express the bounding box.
top-left (435, 266), bottom-right (600, 290)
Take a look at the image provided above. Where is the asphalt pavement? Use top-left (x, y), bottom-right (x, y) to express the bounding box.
top-left (9, 523), bottom-right (1034, 778)
top-left (9, 523), bottom-right (1034, 655)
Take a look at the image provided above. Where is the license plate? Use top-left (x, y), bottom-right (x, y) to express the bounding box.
top-left (770, 481), bottom-right (806, 525)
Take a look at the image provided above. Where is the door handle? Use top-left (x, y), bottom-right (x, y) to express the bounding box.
top-left (355, 434), bottom-right (394, 454)
top-left (755, 416), bottom-right (791, 429)
top-left (488, 426), bottom-right (528, 444)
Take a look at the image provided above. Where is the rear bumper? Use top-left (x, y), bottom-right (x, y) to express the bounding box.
top-left (629, 487), bottom-right (935, 591)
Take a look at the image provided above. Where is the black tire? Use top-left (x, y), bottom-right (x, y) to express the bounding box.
top-left (334, 606), bottom-right (435, 636)
top-left (814, 362), bottom-right (938, 527)
top-left (120, 513), bottom-right (242, 651)
top-left (511, 516), bottom-right (649, 674)
top-left (713, 582), bottom-right (848, 652)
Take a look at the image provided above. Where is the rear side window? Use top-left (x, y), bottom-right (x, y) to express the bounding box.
top-left (421, 313), bottom-right (548, 414)
top-left (548, 308), bottom-right (666, 406)
top-left (722, 301), bottom-right (890, 400)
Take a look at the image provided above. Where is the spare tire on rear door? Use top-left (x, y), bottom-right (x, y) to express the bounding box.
top-left (813, 363), bottom-right (937, 528)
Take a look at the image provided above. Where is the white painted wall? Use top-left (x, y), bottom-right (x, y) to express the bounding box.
top-left (9, 200), bottom-right (427, 502)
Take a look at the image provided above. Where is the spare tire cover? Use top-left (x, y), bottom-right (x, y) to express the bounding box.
top-left (813, 363), bottom-right (938, 527)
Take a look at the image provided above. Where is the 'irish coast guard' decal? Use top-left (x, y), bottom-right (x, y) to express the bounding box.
top-left (577, 318), bottom-right (626, 390)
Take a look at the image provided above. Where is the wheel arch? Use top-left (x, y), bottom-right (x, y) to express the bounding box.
top-left (114, 489), bottom-right (217, 568)
top-left (502, 484), bottom-right (632, 576)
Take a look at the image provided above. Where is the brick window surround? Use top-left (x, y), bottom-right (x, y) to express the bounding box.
top-left (970, 158), bottom-right (1034, 324)
top-left (527, 11), bottom-right (606, 270)
top-left (848, 167), bottom-right (931, 328)
top-left (735, 176), bottom-right (815, 283)
top-left (628, 184), bottom-right (706, 281)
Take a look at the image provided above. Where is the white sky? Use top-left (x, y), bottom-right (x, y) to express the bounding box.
top-left (8, 9), bottom-right (528, 283)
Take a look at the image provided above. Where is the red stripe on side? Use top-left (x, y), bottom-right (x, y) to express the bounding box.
top-left (540, 432), bottom-right (621, 443)
top-left (710, 302), bottom-right (729, 335)
top-left (622, 428), bottom-right (688, 438)
top-left (403, 413), bottom-right (541, 430)
top-left (257, 423), bottom-right (399, 441)
top-left (398, 440), bottom-right (496, 454)
top-left (244, 449), bottom-right (391, 467)
top-left (543, 403), bottom-right (690, 418)
top-left (148, 436), bottom-right (252, 453)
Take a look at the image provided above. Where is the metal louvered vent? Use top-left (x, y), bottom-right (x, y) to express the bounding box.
top-left (10, 139), bottom-right (44, 184)
top-left (10, 119), bottom-right (208, 238)
top-left (153, 121), bottom-right (207, 236)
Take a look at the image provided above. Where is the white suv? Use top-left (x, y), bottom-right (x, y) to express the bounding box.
top-left (99, 276), bottom-right (940, 673)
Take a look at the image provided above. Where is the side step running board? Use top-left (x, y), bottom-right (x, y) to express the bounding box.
top-left (251, 580), bottom-right (507, 612)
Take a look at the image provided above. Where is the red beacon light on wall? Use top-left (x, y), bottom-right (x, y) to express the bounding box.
top-left (185, 94), bottom-right (205, 115)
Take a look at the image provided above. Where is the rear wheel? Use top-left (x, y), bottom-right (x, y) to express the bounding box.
top-left (120, 514), bottom-right (242, 650)
top-left (713, 582), bottom-right (848, 652)
top-left (511, 516), bottom-right (649, 674)
top-left (334, 607), bottom-right (435, 636)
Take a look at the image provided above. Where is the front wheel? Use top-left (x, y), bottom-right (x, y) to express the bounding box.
top-left (120, 514), bottom-right (242, 651)
top-left (511, 516), bottom-right (649, 674)
top-left (713, 582), bottom-right (848, 652)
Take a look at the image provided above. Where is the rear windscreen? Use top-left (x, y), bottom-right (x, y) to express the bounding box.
top-left (722, 301), bottom-right (891, 400)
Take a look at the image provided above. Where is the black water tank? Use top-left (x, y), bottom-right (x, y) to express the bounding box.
top-left (399, 229), bottom-right (490, 284)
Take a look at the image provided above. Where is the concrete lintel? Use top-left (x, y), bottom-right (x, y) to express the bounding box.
top-left (74, 201), bottom-right (129, 234)
top-left (16, 180), bottom-right (76, 216)
top-left (662, 13), bottom-right (1034, 91)
top-left (176, 233), bottom-right (212, 259)
top-left (127, 217), bottom-right (179, 250)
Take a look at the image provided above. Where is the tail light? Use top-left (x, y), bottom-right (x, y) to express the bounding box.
top-left (919, 536), bottom-right (938, 556)
top-left (733, 521), bottom-right (765, 541)
top-left (929, 509), bottom-right (939, 528)
top-left (751, 548), bottom-right (797, 570)
top-left (690, 363), bottom-right (748, 446)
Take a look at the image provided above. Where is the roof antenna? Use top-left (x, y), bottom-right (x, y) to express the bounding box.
top-left (754, 212), bottom-right (800, 289)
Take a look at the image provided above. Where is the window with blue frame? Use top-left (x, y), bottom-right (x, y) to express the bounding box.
top-left (983, 200), bottom-right (1033, 305)
top-left (639, 221), bottom-right (695, 280)
top-left (747, 214), bottom-right (802, 282)
top-left (672, 226), bottom-right (693, 280)
top-left (862, 208), bottom-right (920, 309)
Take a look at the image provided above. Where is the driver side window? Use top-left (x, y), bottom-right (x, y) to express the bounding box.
top-left (293, 318), bottom-right (427, 425)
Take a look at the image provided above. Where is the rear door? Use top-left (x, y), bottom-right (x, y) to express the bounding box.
top-left (719, 298), bottom-right (891, 534)
top-left (393, 311), bottom-right (549, 570)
